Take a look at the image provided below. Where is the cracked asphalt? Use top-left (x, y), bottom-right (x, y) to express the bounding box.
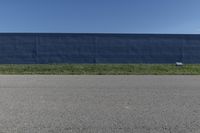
top-left (0, 75), bottom-right (200, 133)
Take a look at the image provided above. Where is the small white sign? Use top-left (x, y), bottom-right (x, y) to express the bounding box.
top-left (176, 62), bottom-right (183, 66)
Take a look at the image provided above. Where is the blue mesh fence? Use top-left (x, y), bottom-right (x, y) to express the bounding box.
top-left (0, 33), bottom-right (199, 64)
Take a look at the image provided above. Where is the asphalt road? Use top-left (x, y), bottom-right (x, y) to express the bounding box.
top-left (0, 76), bottom-right (200, 133)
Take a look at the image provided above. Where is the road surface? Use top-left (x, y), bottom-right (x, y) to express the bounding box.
top-left (0, 75), bottom-right (200, 133)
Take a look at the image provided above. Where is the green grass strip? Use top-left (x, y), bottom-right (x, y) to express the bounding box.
top-left (0, 64), bottom-right (199, 75)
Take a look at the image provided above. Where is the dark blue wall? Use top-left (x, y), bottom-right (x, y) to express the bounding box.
top-left (0, 33), bottom-right (200, 64)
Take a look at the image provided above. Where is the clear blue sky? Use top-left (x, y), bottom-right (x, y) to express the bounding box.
top-left (0, 0), bottom-right (200, 33)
